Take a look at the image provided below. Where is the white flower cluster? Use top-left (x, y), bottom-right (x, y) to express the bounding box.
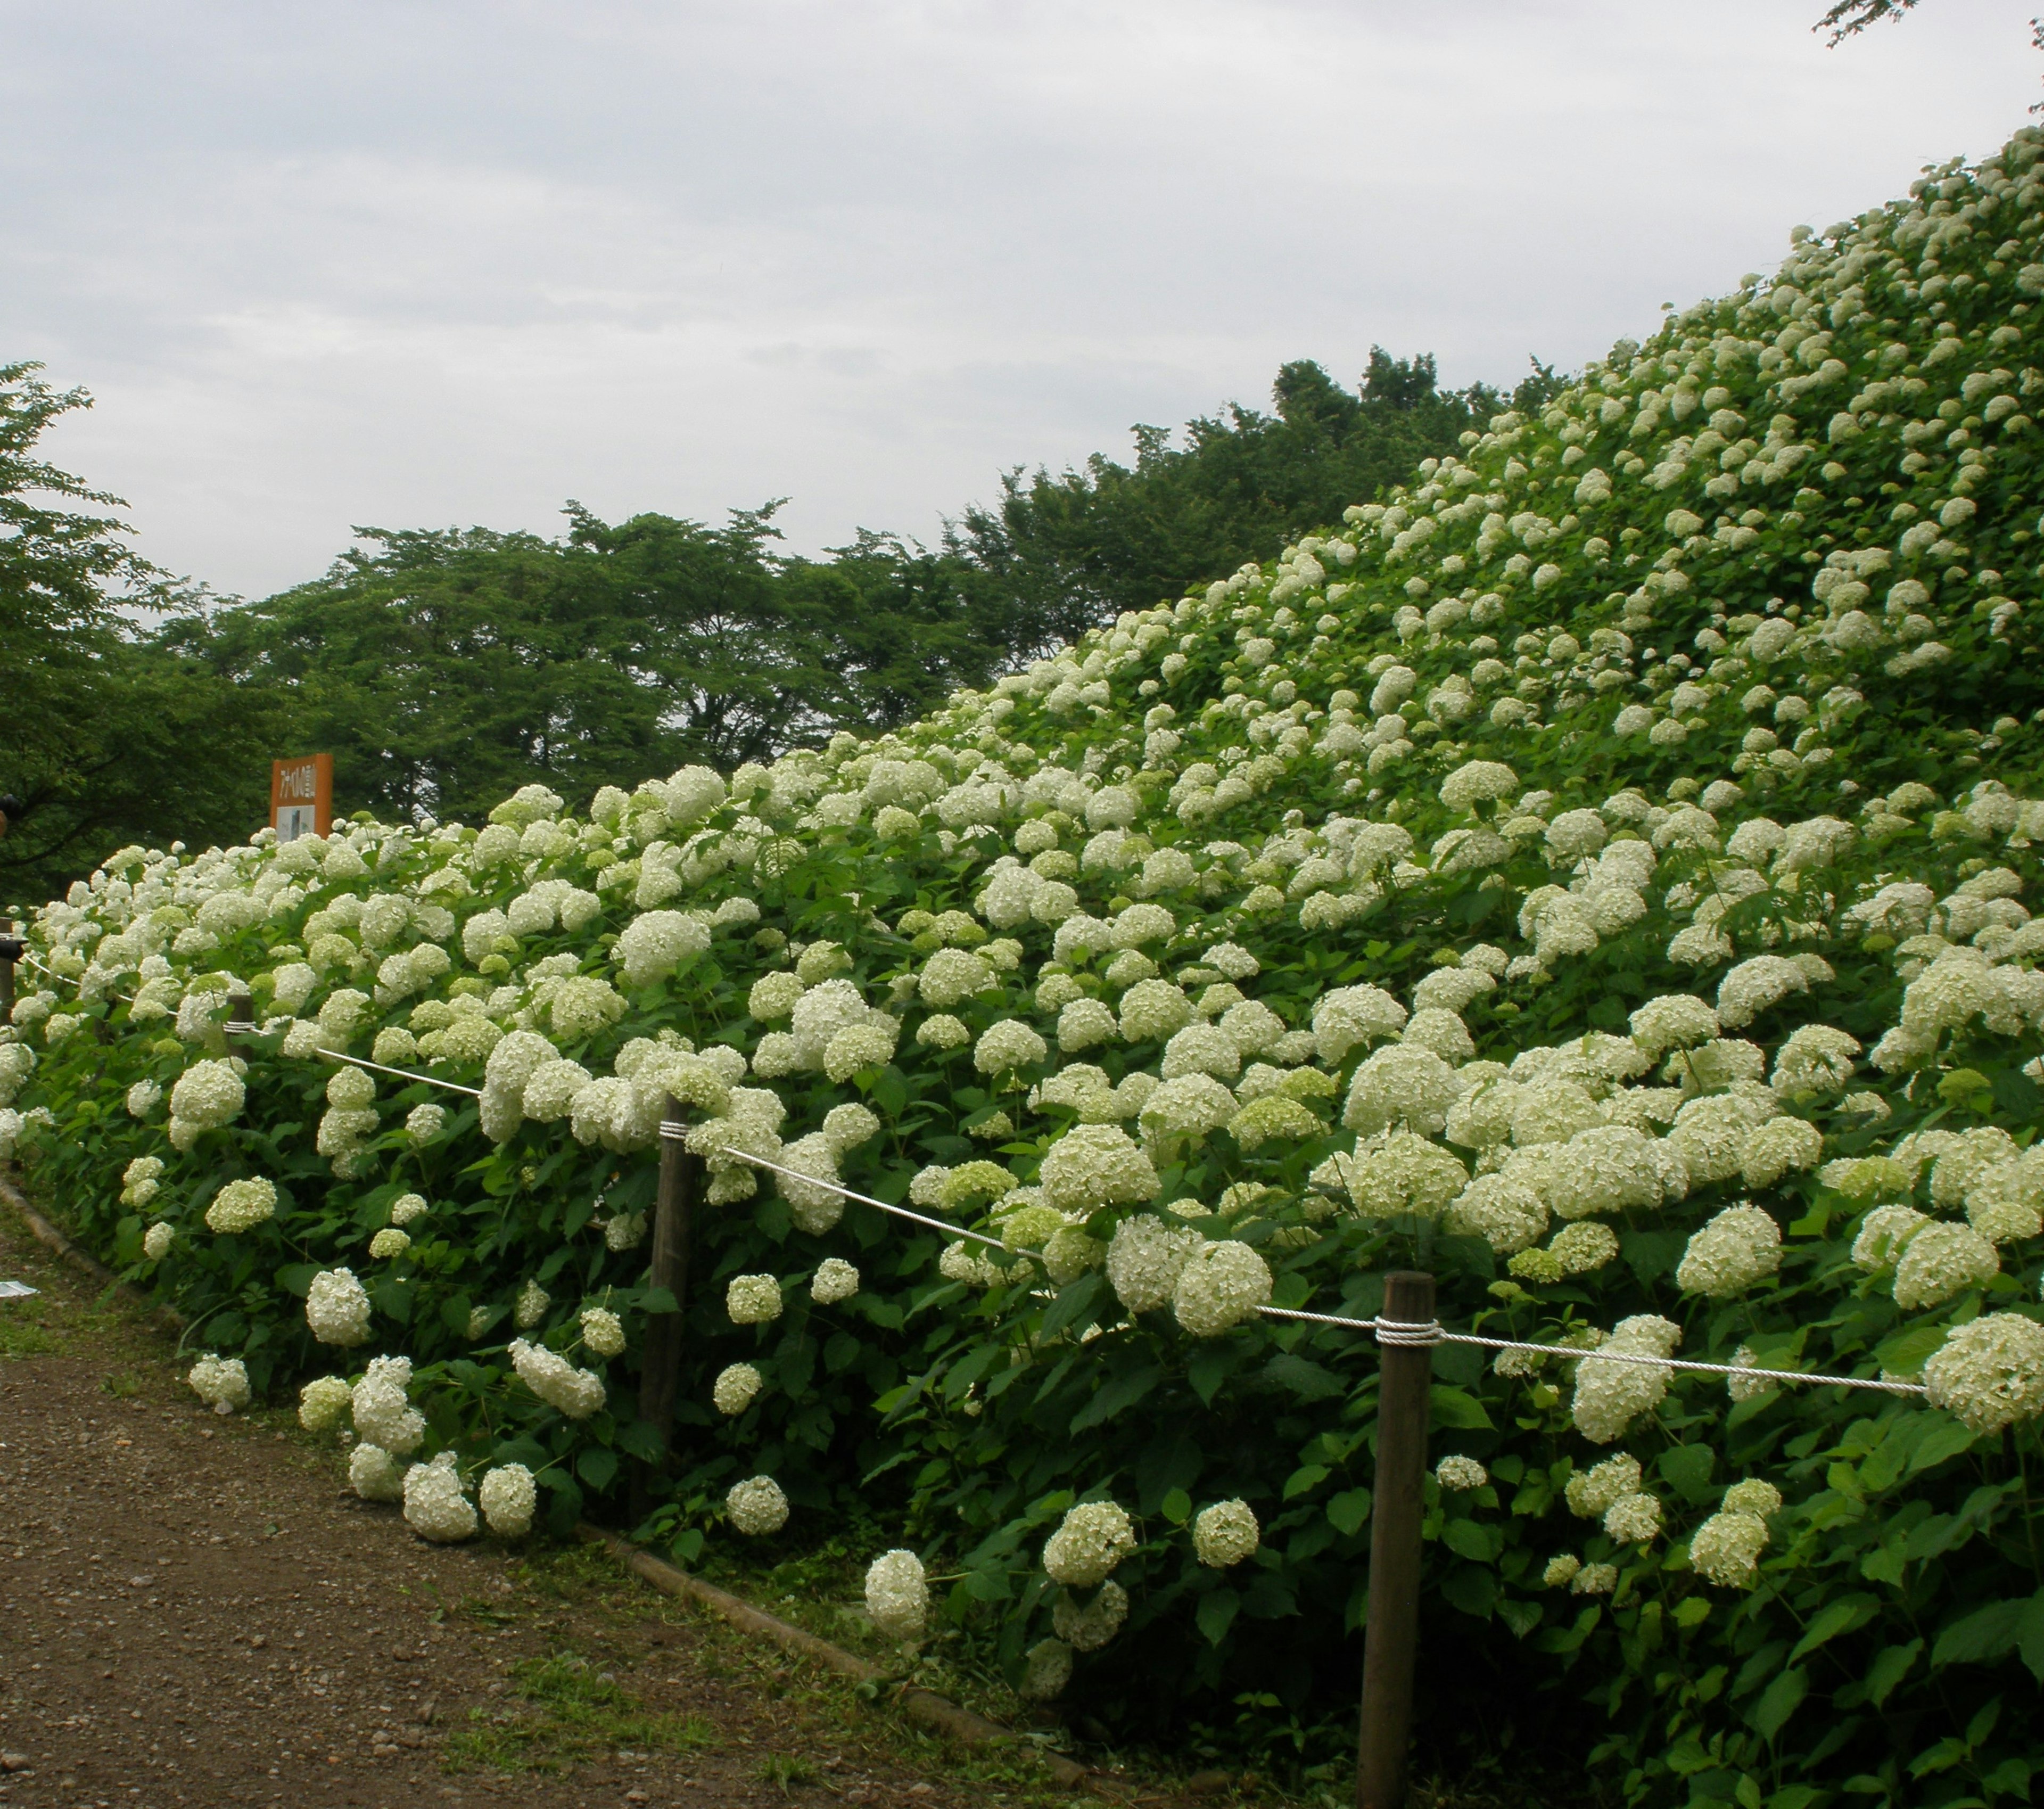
top-left (1042, 1500), bottom-right (1136, 1588)
top-left (186, 1353), bottom-right (250, 1415)
top-left (306, 1268), bottom-right (372, 1346)
top-left (508, 1338), bottom-right (607, 1419)
top-left (863, 1549), bottom-right (929, 1639)
top-left (1192, 1498), bottom-right (1259, 1567)
top-left (727, 1475), bottom-right (789, 1535)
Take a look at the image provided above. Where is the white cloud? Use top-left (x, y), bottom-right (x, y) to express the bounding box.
top-left (2, 0), bottom-right (2032, 595)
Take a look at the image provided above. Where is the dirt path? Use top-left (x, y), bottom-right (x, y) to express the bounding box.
top-left (0, 1208), bottom-right (1024, 1809)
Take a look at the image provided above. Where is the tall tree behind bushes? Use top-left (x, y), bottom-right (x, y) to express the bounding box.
top-left (167, 504), bottom-right (1034, 828)
top-left (6, 346), bottom-right (1536, 897)
top-left (0, 363), bottom-right (284, 908)
top-left (954, 350), bottom-right (1564, 643)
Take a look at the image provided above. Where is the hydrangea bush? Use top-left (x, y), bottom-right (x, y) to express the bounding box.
top-left (13, 128), bottom-right (2044, 1804)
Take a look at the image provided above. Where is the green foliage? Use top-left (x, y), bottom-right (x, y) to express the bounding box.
top-left (0, 364), bottom-right (285, 907)
top-left (955, 352), bottom-right (1563, 647)
top-left (163, 506), bottom-right (1036, 828)
top-left (20, 122), bottom-right (2044, 1809)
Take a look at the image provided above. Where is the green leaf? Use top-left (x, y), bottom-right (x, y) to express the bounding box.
top-left (1934, 1599), bottom-right (2031, 1668)
top-left (274, 1263), bottom-right (319, 1298)
top-left (1326, 1488), bottom-right (1373, 1536)
top-left (1750, 1667), bottom-right (1809, 1743)
top-left (1909, 1419), bottom-right (1979, 1474)
top-left (640, 1287), bottom-right (680, 1315)
top-left (1262, 1352), bottom-right (1348, 1402)
top-left (1160, 1489), bottom-right (1192, 1526)
top-left (1864, 1640), bottom-right (1922, 1708)
top-left (1789, 1593), bottom-right (1878, 1662)
top-left (576, 1446), bottom-right (620, 1492)
top-left (1674, 1596), bottom-right (1711, 1629)
top-left (1443, 1519), bottom-right (1500, 1564)
top-left (1428, 1385), bottom-right (1493, 1430)
top-left (1657, 1443), bottom-right (1717, 1504)
top-left (1187, 1344), bottom-right (1241, 1407)
top-left (1068, 1362), bottom-right (1165, 1433)
top-left (1036, 1273), bottom-right (1103, 1343)
top-left (1873, 1322), bottom-right (1949, 1381)
top-left (2018, 1596), bottom-right (2044, 1683)
top-left (1197, 1589), bottom-right (1239, 1646)
top-left (1439, 1564), bottom-right (1497, 1618)
top-left (1284, 1464), bottom-right (1330, 1500)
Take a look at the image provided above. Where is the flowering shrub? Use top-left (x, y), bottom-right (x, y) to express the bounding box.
top-left (15, 127), bottom-right (2044, 1802)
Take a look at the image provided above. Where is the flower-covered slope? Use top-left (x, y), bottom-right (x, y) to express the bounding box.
top-left (11, 127), bottom-right (2044, 1791)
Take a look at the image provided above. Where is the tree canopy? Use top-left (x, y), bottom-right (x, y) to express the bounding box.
top-left (953, 351), bottom-right (1563, 645)
top-left (5, 347), bottom-right (1534, 898)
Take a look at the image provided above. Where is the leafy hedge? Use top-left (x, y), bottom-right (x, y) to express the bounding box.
top-left (13, 125), bottom-right (2044, 1809)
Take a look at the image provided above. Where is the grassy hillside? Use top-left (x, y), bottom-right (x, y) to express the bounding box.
top-left (10, 125), bottom-right (2044, 1805)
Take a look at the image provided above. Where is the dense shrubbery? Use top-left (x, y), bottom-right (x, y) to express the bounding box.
top-left (15, 126), bottom-right (2044, 1808)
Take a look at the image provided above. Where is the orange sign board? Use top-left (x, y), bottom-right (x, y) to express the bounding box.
top-left (270, 754), bottom-right (333, 843)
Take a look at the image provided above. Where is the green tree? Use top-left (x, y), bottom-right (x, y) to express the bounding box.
top-left (0, 363), bottom-right (282, 907)
top-left (953, 351), bottom-right (1563, 644)
top-left (171, 503), bottom-right (1034, 827)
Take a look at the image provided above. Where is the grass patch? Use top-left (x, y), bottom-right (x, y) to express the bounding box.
top-left (0, 1308), bottom-right (55, 1357)
top-left (441, 1650), bottom-right (715, 1775)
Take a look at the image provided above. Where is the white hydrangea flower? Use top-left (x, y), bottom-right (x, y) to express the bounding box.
top-left (1675, 1205), bottom-right (1782, 1298)
top-left (352, 1355), bottom-right (426, 1454)
top-left (1564, 1452), bottom-right (1641, 1518)
top-left (1924, 1313), bottom-right (2044, 1433)
top-left (515, 1280), bottom-right (551, 1328)
top-left (1435, 1455), bottom-right (1488, 1491)
top-left (1688, 1509), bottom-right (1770, 1588)
top-left (508, 1338), bottom-right (607, 1419)
top-left (580, 1307), bottom-right (625, 1359)
top-left (1021, 1637), bottom-right (1073, 1700)
top-left (1571, 1317), bottom-right (1680, 1443)
top-left (1439, 760), bottom-right (1518, 812)
top-left (1052, 1579), bottom-right (1128, 1651)
top-left (615, 910), bottom-right (712, 989)
top-left (1172, 1240), bottom-right (1272, 1337)
top-left (727, 1274), bottom-right (785, 1323)
top-left (1042, 1500), bottom-right (1135, 1588)
top-left (917, 1014), bottom-right (971, 1050)
top-left (1542, 1554), bottom-right (1582, 1588)
top-left (1628, 995), bottom-right (1719, 1059)
top-left (714, 1362), bottom-right (764, 1416)
top-left (126, 1079), bottom-right (160, 1119)
top-left (298, 1375), bottom-right (353, 1433)
top-left (1571, 1563), bottom-right (1618, 1596)
top-left (1041, 1124), bottom-right (1159, 1213)
top-left (1193, 1498), bottom-right (1259, 1566)
top-left (975, 1018), bottom-right (1048, 1075)
top-left (349, 1443), bottom-right (408, 1503)
top-left (749, 971), bottom-right (806, 1022)
top-left (403, 1451), bottom-right (478, 1543)
top-left (864, 1549), bottom-right (929, 1639)
top-left (1893, 1222), bottom-right (1999, 1311)
top-left (142, 1221), bottom-right (175, 1261)
top-left (1342, 1043), bottom-right (1461, 1137)
top-left (1105, 1213), bottom-right (1202, 1313)
top-left (810, 1259), bottom-right (860, 1304)
top-left (727, 1475), bottom-right (790, 1535)
top-left (187, 1353), bottom-right (250, 1416)
top-left (1602, 1493), bottom-right (1662, 1545)
top-left (368, 1228), bottom-right (410, 1259)
top-left (480, 1463), bottom-right (537, 1537)
top-left (306, 1267), bottom-right (372, 1346)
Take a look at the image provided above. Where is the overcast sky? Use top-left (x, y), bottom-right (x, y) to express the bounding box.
top-left (2, 1), bottom-right (2034, 601)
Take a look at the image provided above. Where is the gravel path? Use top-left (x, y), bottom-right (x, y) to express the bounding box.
top-left (0, 1206), bottom-right (993, 1809)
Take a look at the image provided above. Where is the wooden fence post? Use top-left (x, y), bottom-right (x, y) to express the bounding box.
top-left (634, 1093), bottom-right (697, 1513)
top-left (0, 918), bottom-right (15, 1023)
top-left (224, 984), bottom-right (254, 1050)
top-left (1356, 1269), bottom-right (1436, 1809)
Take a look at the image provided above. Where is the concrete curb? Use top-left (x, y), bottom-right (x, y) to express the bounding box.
top-left (576, 1524), bottom-right (1108, 1794)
